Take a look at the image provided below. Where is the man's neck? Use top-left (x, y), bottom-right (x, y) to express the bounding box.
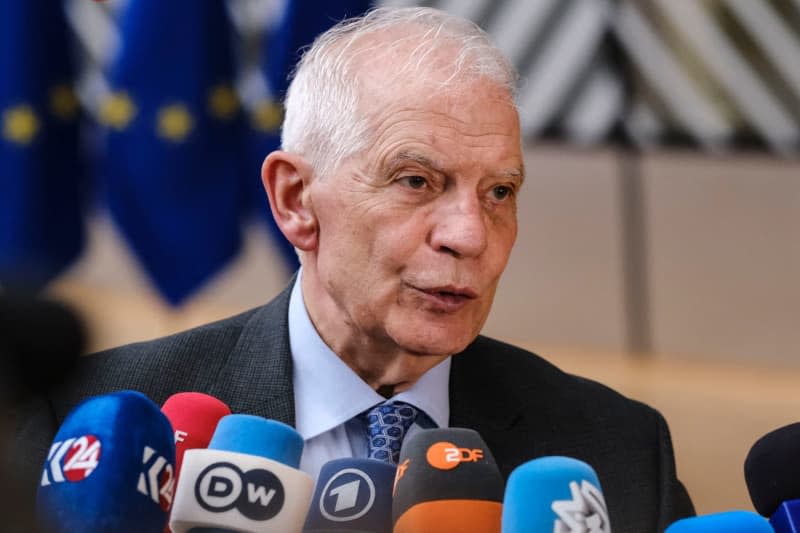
top-left (300, 269), bottom-right (449, 391)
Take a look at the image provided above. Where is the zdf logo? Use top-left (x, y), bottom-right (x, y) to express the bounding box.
top-left (426, 441), bottom-right (484, 470)
top-left (137, 446), bottom-right (175, 512)
top-left (195, 462), bottom-right (285, 521)
top-left (41, 435), bottom-right (102, 486)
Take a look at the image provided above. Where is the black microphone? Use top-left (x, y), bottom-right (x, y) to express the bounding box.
top-left (304, 458), bottom-right (396, 532)
top-left (0, 291), bottom-right (85, 397)
top-left (744, 422), bottom-right (800, 532)
top-left (392, 427), bottom-right (504, 533)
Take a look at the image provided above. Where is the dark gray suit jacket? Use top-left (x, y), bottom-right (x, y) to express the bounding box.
top-left (12, 282), bottom-right (694, 532)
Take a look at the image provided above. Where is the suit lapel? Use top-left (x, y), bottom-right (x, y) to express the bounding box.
top-left (208, 279), bottom-right (296, 426)
top-left (448, 338), bottom-right (528, 476)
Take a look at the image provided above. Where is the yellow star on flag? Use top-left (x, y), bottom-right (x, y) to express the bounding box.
top-left (251, 99), bottom-right (284, 133)
top-left (208, 85), bottom-right (240, 121)
top-left (100, 92), bottom-right (136, 130)
top-left (2, 105), bottom-right (40, 145)
top-left (157, 104), bottom-right (194, 142)
top-left (49, 85), bottom-right (80, 120)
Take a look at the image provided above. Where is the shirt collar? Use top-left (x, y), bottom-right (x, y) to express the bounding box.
top-left (288, 268), bottom-right (450, 440)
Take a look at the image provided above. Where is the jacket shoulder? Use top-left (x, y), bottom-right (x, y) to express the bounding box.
top-left (50, 306), bottom-right (262, 417)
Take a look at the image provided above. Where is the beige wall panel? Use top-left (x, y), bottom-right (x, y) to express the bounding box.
top-left (643, 152), bottom-right (800, 364)
top-left (483, 145), bottom-right (628, 353)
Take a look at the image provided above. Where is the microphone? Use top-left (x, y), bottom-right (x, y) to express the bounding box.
top-left (664, 510), bottom-right (772, 532)
top-left (391, 427), bottom-right (504, 533)
top-left (304, 458), bottom-right (396, 532)
top-left (161, 392), bottom-right (231, 489)
top-left (745, 422), bottom-right (800, 532)
top-left (169, 414), bottom-right (314, 533)
top-left (501, 456), bottom-right (611, 532)
top-left (0, 292), bottom-right (85, 398)
top-left (36, 390), bottom-right (177, 533)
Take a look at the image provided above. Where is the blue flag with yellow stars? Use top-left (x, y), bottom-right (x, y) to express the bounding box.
top-left (0, 0), bottom-right (85, 287)
top-left (246, 0), bottom-right (372, 271)
top-left (101, 0), bottom-right (246, 305)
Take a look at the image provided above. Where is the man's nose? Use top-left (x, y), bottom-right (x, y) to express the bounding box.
top-left (429, 195), bottom-right (488, 258)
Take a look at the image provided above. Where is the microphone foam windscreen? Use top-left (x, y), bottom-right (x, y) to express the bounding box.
top-left (161, 392), bottom-right (231, 476)
top-left (392, 427), bottom-right (504, 533)
top-left (209, 414), bottom-right (303, 468)
top-left (0, 293), bottom-right (85, 393)
top-left (170, 414), bottom-right (313, 533)
top-left (744, 422), bottom-right (800, 516)
top-left (664, 510), bottom-right (772, 532)
top-left (501, 456), bottom-right (610, 533)
top-left (36, 390), bottom-right (176, 533)
top-left (304, 458), bottom-right (395, 532)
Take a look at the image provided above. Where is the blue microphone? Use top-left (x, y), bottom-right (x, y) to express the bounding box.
top-left (745, 422), bottom-right (800, 532)
top-left (170, 414), bottom-right (314, 533)
top-left (665, 511), bottom-right (772, 532)
top-left (36, 390), bottom-right (176, 533)
top-left (304, 458), bottom-right (395, 532)
top-left (502, 456), bottom-right (611, 532)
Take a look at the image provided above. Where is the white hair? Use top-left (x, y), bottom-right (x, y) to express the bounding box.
top-left (281, 6), bottom-right (518, 178)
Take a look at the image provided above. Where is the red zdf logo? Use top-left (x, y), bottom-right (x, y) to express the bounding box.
top-left (426, 442), bottom-right (484, 470)
top-left (137, 446), bottom-right (175, 512)
top-left (41, 435), bottom-right (102, 486)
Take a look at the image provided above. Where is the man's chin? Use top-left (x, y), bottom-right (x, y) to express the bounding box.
top-left (396, 332), bottom-right (476, 358)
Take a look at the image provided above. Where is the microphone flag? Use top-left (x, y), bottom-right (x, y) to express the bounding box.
top-left (36, 391), bottom-right (176, 533)
top-left (304, 458), bottom-right (396, 532)
top-left (246, 0), bottom-right (371, 271)
top-left (169, 414), bottom-right (313, 533)
top-left (100, 0), bottom-right (245, 305)
top-left (502, 456), bottom-right (611, 533)
top-left (392, 427), bottom-right (504, 533)
top-left (0, 0), bottom-right (85, 287)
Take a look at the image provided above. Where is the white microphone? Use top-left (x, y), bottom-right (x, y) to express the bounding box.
top-left (169, 414), bottom-right (313, 533)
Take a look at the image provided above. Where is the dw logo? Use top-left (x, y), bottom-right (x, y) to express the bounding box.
top-left (40, 435), bottom-right (102, 486)
top-left (137, 446), bottom-right (175, 512)
top-left (195, 462), bottom-right (285, 521)
top-left (319, 468), bottom-right (376, 522)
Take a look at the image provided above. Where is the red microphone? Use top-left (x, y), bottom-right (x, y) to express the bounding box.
top-left (161, 393), bottom-right (231, 488)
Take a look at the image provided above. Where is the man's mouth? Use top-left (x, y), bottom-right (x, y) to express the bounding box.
top-left (412, 285), bottom-right (478, 310)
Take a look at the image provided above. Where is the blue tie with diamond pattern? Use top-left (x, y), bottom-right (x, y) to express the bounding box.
top-left (362, 401), bottom-right (420, 465)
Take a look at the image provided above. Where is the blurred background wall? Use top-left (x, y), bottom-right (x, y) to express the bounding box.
top-left (3, 0), bottom-right (799, 515)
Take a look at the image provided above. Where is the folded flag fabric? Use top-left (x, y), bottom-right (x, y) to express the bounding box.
top-left (0, 0), bottom-right (85, 287)
top-left (101, 0), bottom-right (245, 305)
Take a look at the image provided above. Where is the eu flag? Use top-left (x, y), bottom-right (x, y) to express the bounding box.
top-left (247, 0), bottom-right (373, 271)
top-left (101, 0), bottom-right (245, 305)
top-left (0, 0), bottom-right (84, 287)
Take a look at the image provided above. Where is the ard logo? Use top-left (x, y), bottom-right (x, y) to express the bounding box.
top-left (41, 435), bottom-right (102, 486)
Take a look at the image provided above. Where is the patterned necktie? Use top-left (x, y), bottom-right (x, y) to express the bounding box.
top-left (361, 401), bottom-right (420, 465)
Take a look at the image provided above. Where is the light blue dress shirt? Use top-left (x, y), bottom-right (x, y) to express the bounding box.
top-left (288, 269), bottom-right (451, 481)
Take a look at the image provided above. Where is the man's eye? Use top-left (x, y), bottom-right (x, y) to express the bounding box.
top-left (400, 176), bottom-right (427, 189)
top-left (491, 185), bottom-right (513, 200)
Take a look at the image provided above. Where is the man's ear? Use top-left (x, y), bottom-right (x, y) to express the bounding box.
top-left (261, 151), bottom-right (318, 251)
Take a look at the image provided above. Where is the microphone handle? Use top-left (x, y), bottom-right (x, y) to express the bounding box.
top-left (771, 499), bottom-right (800, 533)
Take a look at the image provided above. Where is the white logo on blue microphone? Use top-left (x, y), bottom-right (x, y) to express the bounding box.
top-left (320, 468), bottom-right (376, 522)
top-left (136, 446), bottom-right (175, 511)
top-left (551, 480), bottom-right (610, 533)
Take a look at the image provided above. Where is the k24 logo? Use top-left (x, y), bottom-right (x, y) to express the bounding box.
top-left (137, 446), bottom-right (175, 512)
top-left (41, 435), bottom-right (102, 486)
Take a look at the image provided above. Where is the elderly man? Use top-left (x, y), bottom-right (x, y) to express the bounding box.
top-left (12, 7), bottom-right (693, 532)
